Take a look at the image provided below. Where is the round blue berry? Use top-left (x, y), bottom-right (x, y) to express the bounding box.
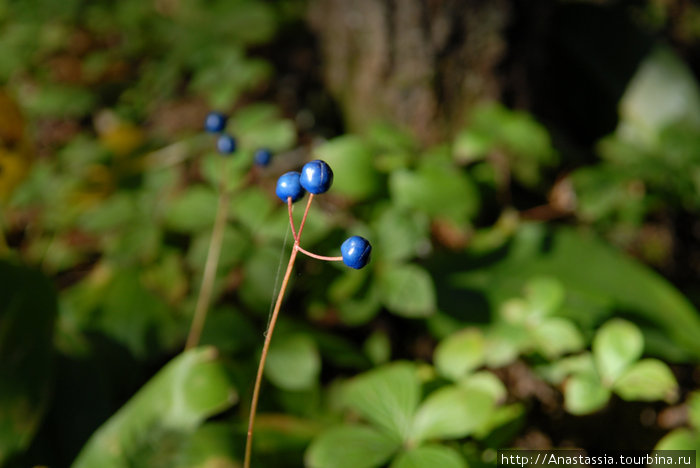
top-left (204, 112), bottom-right (227, 133)
top-left (300, 160), bottom-right (333, 194)
top-left (341, 236), bottom-right (372, 269)
top-left (254, 148), bottom-right (272, 167)
top-left (216, 134), bottom-right (237, 155)
top-left (276, 171), bottom-right (305, 202)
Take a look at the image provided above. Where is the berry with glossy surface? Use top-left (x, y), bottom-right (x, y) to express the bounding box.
top-left (254, 148), bottom-right (272, 167)
top-left (204, 112), bottom-right (227, 133)
top-left (217, 134), bottom-right (237, 155)
top-left (276, 171), bottom-right (305, 202)
top-left (300, 160), bottom-right (333, 194)
top-left (341, 236), bottom-right (372, 269)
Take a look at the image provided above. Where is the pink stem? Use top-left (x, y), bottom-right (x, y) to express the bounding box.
top-left (295, 245), bottom-right (342, 262)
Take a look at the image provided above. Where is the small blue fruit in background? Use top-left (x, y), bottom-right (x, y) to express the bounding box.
top-left (300, 160), bottom-right (333, 194)
top-left (276, 171), bottom-right (305, 202)
top-left (217, 134), bottom-right (236, 155)
top-left (205, 112), bottom-right (227, 133)
top-left (254, 148), bottom-right (272, 167)
top-left (341, 236), bottom-right (372, 269)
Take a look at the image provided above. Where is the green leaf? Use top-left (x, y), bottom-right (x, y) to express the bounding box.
top-left (459, 371), bottom-right (507, 404)
top-left (389, 162), bottom-right (479, 224)
top-left (593, 319), bottom-right (644, 386)
top-left (434, 329), bottom-right (485, 381)
top-left (613, 359), bottom-right (678, 403)
top-left (378, 264), bottom-right (436, 318)
top-left (441, 224), bottom-right (700, 361)
top-left (373, 206), bottom-right (430, 262)
top-left (655, 428), bottom-right (700, 453)
top-left (524, 276), bottom-right (565, 318)
top-left (390, 445), bottom-right (467, 468)
top-left (164, 186), bottom-right (219, 233)
top-left (175, 423), bottom-right (239, 468)
top-left (410, 385), bottom-right (494, 444)
top-left (231, 103), bottom-right (296, 152)
top-left (73, 347), bottom-right (237, 468)
top-left (265, 334), bottom-right (321, 391)
top-left (0, 260), bottom-right (57, 464)
top-left (533, 318), bottom-right (584, 359)
top-left (314, 135), bottom-right (382, 200)
top-left (564, 372), bottom-right (611, 415)
top-left (305, 425), bottom-right (400, 468)
top-left (343, 362), bottom-right (420, 441)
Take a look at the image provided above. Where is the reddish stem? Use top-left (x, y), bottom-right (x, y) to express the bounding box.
top-left (295, 245), bottom-right (343, 262)
top-left (244, 194), bottom-right (314, 468)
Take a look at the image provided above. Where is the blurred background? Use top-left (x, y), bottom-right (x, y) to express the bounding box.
top-left (1, 0), bottom-right (700, 467)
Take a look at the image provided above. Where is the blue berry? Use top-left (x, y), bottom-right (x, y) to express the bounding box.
top-left (276, 171), bottom-right (305, 202)
top-left (217, 134), bottom-right (237, 155)
top-left (300, 160), bottom-right (333, 194)
top-left (254, 148), bottom-right (272, 167)
top-left (341, 236), bottom-right (372, 269)
top-left (204, 112), bottom-right (227, 133)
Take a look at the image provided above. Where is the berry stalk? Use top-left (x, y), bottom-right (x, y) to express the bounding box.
top-left (244, 194), bottom-right (314, 468)
top-left (185, 164), bottom-right (230, 350)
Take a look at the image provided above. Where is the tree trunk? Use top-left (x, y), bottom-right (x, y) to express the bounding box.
top-left (307, 0), bottom-right (510, 145)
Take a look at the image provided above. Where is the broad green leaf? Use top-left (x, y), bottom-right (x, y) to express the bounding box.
top-left (613, 359), bottom-right (678, 403)
top-left (305, 425), bottom-right (400, 468)
top-left (175, 422), bottom-right (239, 468)
top-left (389, 162), bottom-right (479, 224)
top-left (533, 318), bottom-right (584, 359)
top-left (90, 268), bottom-right (179, 358)
top-left (655, 428), bottom-right (700, 456)
top-left (593, 319), bottom-right (644, 386)
top-left (410, 386), bottom-right (493, 444)
top-left (229, 186), bottom-right (274, 234)
top-left (390, 445), bottom-right (467, 468)
top-left (378, 263), bottom-right (436, 318)
top-left (265, 334), bottom-right (321, 391)
top-left (434, 329), bottom-right (485, 381)
top-left (164, 185), bottom-right (219, 233)
top-left (524, 276), bottom-right (565, 318)
top-left (0, 260), bottom-right (57, 464)
top-left (564, 372), bottom-right (610, 415)
top-left (373, 206), bottom-right (430, 262)
top-left (314, 135), bottom-right (382, 200)
top-left (343, 362), bottom-right (420, 441)
top-left (439, 224), bottom-right (700, 361)
top-left (483, 324), bottom-right (528, 368)
top-left (459, 371), bottom-right (507, 404)
top-left (73, 347), bottom-right (237, 468)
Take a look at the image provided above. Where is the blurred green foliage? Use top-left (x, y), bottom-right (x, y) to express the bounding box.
top-left (0, 0), bottom-right (700, 467)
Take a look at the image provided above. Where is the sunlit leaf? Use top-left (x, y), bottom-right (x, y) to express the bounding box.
top-left (390, 445), bottom-right (467, 468)
top-left (343, 362), bottom-right (420, 441)
top-left (73, 347), bottom-right (237, 468)
top-left (305, 425), bottom-right (399, 468)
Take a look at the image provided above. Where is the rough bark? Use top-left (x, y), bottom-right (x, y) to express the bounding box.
top-left (308, 0), bottom-right (510, 145)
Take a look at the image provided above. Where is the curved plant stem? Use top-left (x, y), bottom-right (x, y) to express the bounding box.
top-left (244, 194), bottom-right (314, 468)
top-left (185, 172), bottom-right (231, 350)
top-left (295, 245), bottom-right (342, 262)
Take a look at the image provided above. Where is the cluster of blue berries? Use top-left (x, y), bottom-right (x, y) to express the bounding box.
top-left (204, 111), bottom-right (272, 167)
top-left (276, 160), bottom-right (371, 269)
